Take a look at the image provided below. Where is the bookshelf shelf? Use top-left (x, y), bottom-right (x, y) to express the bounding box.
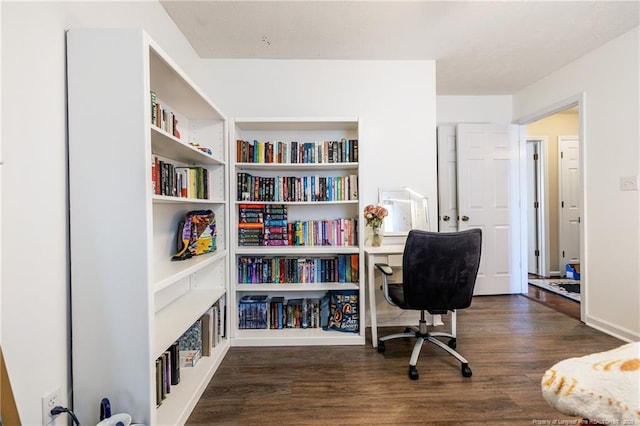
top-left (234, 200), bottom-right (358, 206)
top-left (153, 194), bottom-right (226, 204)
top-left (151, 126), bottom-right (225, 166)
top-left (236, 283), bottom-right (359, 292)
top-left (153, 250), bottom-right (227, 293)
top-left (233, 328), bottom-right (363, 346)
top-left (230, 118), bottom-right (365, 346)
top-left (67, 29), bottom-right (229, 426)
top-left (154, 287), bottom-right (227, 358)
top-left (236, 162), bottom-right (359, 171)
top-left (155, 339), bottom-right (229, 426)
top-left (235, 246), bottom-right (359, 255)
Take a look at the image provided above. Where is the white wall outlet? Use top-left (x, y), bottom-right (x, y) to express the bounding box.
top-left (620, 176), bottom-right (639, 191)
top-left (41, 386), bottom-right (62, 425)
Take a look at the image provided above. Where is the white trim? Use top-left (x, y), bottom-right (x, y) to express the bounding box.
top-left (513, 92), bottom-right (586, 323)
top-left (525, 136), bottom-right (550, 277)
top-left (585, 315), bottom-right (638, 343)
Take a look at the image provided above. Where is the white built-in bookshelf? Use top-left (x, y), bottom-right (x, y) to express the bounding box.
top-left (230, 118), bottom-right (365, 346)
top-left (67, 29), bottom-right (229, 425)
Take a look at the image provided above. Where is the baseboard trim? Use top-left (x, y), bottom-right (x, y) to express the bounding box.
top-left (585, 315), bottom-right (638, 342)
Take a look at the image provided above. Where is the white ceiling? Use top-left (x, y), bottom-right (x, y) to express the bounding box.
top-left (160, 1), bottom-right (640, 95)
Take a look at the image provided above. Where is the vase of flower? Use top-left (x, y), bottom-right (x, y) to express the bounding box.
top-left (364, 204), bottom-right (388, 247)
top-left (371, 224), bottom-right (383, 247)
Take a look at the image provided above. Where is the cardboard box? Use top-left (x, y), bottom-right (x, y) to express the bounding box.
top-left (565, 263), bottom-right (581, 280)
top-left (179, 349), bottom-right (201, 367)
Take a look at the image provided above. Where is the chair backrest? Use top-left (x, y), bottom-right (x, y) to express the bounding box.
top-left (401, 228), bottom-right (482, 311)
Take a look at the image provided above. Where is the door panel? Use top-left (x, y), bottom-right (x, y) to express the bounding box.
top-left (436, 126), bottom-right (458, 233)
top-left (457, 123), bottom-right (520, 295)
top-left (559, 136), bottom-right (580, 269)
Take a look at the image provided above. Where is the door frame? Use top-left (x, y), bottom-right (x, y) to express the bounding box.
top-left (525, 137), bottom-right (550, 277)
top-left (513, 93), bottom-right (586, 320)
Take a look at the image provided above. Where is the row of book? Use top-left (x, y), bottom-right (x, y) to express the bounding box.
top-left (239, 218), bottom-right (358, 247)
top-left (237, 173), bottom-right (358, 202)
top-left (155, 300), bottom-right (225, 407)
top-left (238, 204), bottom-right (288, 246)
top-left (150, 91), bottom-right (181, 138)
top-left (151, 156), bottom-right (210, 199)
top-left (238, 295), bottom-right (322, 330)
top-left (236, 139), bottom-right (358, 164)
top-left (290, 218), bottom-right (358, 247)
top-left (237, 254), bottom-right (359, 284)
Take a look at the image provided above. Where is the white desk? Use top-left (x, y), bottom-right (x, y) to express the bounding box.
top-left (365, 245), bottom-right (405, 348)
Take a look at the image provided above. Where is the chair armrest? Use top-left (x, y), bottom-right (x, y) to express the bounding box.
top-left (375, 263), bottom-right (397, 306)
top-left (375, 263), bottom-right (394, 276)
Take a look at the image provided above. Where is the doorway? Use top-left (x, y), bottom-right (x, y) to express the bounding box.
top-left (519, 101), bottom-right (583, 316)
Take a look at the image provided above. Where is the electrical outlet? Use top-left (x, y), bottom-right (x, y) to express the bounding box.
top-left (41, 386), bottom-right (61, 425)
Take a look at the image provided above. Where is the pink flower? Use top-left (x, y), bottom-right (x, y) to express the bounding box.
top-left (363, 204), bottom-right (388, 228)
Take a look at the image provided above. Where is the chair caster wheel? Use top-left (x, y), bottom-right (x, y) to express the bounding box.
top-left (461, 363), bottom-right (472, 377)
top-left (409, 365), bottom-right (419, 380)
top-left (404, 327), bottom-right (413, 333)
top-left (377, 341), bottom-right (385, 353)
top-left (448, 338), bottom-right (457, 349)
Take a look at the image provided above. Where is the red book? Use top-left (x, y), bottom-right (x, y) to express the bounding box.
top-left (151, 156), bottom-right (160, 195)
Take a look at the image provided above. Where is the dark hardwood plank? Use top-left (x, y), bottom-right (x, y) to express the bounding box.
top-left (525, 283), bottom-right (581, 320)
top-left (187, 295), bottom-right (622, 425)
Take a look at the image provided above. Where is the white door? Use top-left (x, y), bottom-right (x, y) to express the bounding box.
top-left (457, 123), bottom-right (520, 295)
top-left (558, 136), bottom-right (580, 271)
top-left (437, 126), bottom-right (458, 233)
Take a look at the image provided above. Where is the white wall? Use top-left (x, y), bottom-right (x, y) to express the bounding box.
top-left (436, 95), bottom-right (513, 124)
top-left (514, 26), bottom-right (640, 341)
top-left (2, 3), bottom-right (437, 421)
top-left (1, 2), bottom-right (205, 423)
top-left (201, 59), bottom-right (437, 224)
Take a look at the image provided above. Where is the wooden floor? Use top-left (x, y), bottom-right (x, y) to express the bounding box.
top-left (187, 294), bottom-right (622, 425)
top-left (524, 283), bottom-right (581, 320)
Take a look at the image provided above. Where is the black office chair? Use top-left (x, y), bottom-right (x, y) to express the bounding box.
top-left (375, 228), bottom-right (482, 380)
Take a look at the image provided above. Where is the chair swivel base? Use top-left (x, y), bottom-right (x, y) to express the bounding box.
top-left (377, 324), bottom-right (472, 380)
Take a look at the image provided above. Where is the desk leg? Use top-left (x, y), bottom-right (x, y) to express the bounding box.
top-left (367, 255), bottom-right (378, 348)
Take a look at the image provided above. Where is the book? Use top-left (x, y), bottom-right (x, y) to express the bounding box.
top-left (212, 304), bottom-right (219, 347)
top-left (169, 341), bottom-right (180, 385)
top-left (179, 319), bottom-right (203, 354)
top-left (238, 295), bottom-right (269, 329)
top-left (155, 359), bottom-right (163, 407)
top-left (150, 91), bottom-right (156, 125)
top-left (160, 353), bottom-right (167, 400)
top-left (163, 350), bottom-right (171, 395)
top-left (200, 311), bottom-right (212, 356)
top-left (269, 296), bottom-right (285, 329)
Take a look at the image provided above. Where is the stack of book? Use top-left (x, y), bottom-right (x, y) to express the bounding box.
top-left (150, 91), bottom-right (181, 139)
top-left (265, 296), bottom-right (321, 329)
top-left (155, 300), bottom-right (226, 407)
top-left (151, 156), bottom-right (209, 199)
top-left (285, 298), bottom-right (321, 329)
top-left (238, 204), bottom-right (264, 246)
top-left (236, 139), bottom-right (358, 164)
top-left (288, 218), bottom-right (358, 247)
top-left (155, 342), bottom-right (179, 407)
top-left (236, 173), bottom-right (358, 202)
top-left (263, 204), bottom-right (288, 246)
top-left (237, 254), bottom-right (359, 284)
top-left (238, 295), bottom-right (269, 329)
